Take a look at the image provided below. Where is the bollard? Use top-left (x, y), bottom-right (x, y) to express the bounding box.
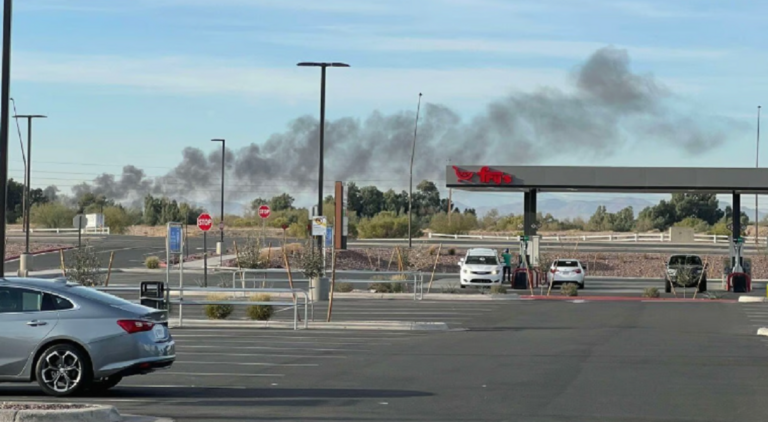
top-left (311, 277), bottom-right (329, 302)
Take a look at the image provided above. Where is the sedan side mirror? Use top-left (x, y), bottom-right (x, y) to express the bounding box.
top-left (458, 259), bottom-right (464, 266)
top-left (582, 264), bottom-right (588, 271)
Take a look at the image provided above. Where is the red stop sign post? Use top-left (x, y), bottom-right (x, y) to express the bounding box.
top-left (197, 212), bottom-right (213, 287)
top-left (258, 205), bottom-right (271, 219)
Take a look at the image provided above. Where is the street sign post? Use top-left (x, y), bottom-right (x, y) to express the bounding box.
top-left (198, 213), bottom-right (212, 287)
top-left (73, 214), bottom-right (87, 249)
top-left (166, 222), bottom-right (184, 307)
top-left (258, 205), bottom-right (270, 242)
top-left (311, 216), bottom-right (327, 236)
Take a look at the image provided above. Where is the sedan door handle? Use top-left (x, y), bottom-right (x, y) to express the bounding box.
top-left (26, 320), bottom-right (47, 327)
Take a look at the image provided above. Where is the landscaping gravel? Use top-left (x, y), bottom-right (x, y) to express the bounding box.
top-left (4, 243), bottom-right (69, 260)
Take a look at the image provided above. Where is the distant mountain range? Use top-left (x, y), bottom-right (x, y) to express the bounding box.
top-left (461, 197), bottom-right (768, 221)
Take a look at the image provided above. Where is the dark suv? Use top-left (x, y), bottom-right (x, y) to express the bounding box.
top-left (665, 254), bottom-right (706, 293)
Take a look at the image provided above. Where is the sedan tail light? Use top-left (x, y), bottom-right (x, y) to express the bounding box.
top-left (117, 320), bottom-right (155, 334)
top-left (550, 268), bottom-right (557, 273)
top-left (574, 269), bottom-right (582, 274)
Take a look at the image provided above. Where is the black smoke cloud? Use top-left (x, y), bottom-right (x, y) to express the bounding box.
top-left (72, 46), bottom-right (745, 204)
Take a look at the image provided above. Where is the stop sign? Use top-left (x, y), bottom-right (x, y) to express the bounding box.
top-left (197, 213), bottom-right (213, 231)
top-left (258, 205), bottom-right (271, 219)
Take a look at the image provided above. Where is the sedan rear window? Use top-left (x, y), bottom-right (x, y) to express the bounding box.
top-left (466, 256), bottom-right (498, 265)
top-left (66, 286), bottom-right (136, 306)
top-left (555, 260), bottom-right (580, 267)
top-left (669, 256), bottom-right (702, 266)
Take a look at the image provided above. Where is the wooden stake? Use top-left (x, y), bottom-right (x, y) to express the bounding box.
top-left (233, 241), bottom-right (241, 269)
top-left (104, 251), bottom-right (115, 286)
top-left (59, 248), bottom-right (66, 277)
top-left (327, 247), bottom-right (338, 322)
top-left (692, 259), bottom-right (709, 299)
top-left (427, 243), bottom-right (443, 293)
top-left (396, 247), bottom-right (404, 272)
top-left (364, 248), bottom-right (374, 271)
top-left (386, 248), bottom-right (395, 271)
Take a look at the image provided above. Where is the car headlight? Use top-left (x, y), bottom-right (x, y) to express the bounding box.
top-left (491, 269), bottom-right (499, 275)
top-left (462, 268), bottom-right (468, 274)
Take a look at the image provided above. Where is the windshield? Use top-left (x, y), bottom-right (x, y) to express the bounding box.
top-left (555, 260), bottom-right (580, 267)
top-left (66, 286), bottom-right (137, 307)
top-left (669, 255), bottom-right (703, 266)
top-left (465, 256), bottom-right (498, 265)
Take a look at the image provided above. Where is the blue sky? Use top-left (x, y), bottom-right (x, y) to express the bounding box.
top-left (8, 0), bottom-right (768, 213)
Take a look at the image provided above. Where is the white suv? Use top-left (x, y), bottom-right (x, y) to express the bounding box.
top-left (459, 248), bottom-right (503, 288)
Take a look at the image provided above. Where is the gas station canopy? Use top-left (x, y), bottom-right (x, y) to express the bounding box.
top-left (446, 165), bottom-right (768, 194)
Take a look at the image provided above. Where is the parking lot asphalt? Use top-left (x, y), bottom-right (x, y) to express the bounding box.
top-left (3, 299), bottom-right (768, 421)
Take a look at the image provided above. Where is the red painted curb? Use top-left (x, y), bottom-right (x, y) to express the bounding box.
top-left (4, 246), bottom-right (75, 262)
top-left (520, 295), bottom-right (737, 303)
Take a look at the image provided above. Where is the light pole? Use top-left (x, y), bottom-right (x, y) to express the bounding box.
top-left (212, 138), bottom-right (225, 265)
top-left (408, 93), bottom-right (423, 249)
top-left (757, 105), bottom-right (762, 244)
top-left (297, 61), bottom-right (349, 250)
top-left (14, 114), bottom-right (46, 276)
top-left (0, 0), bottom-right (13, 278)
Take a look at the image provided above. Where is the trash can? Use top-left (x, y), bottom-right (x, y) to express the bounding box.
top-left (730, 273), bottom-right (749, 293)
top-left (311, 277), bottom-right (330, 302)
top-left (140, 281), bottom-right (167, 310)
top-left (512, 269), bottom-right (529, 290)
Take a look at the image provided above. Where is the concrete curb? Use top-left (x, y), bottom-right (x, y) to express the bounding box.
top-left (0, 404), bottom-right (120, 422)
top-left (739, 296), bottom-right (768, 303)
top-left (758, 328), bottom-right (768, 336)
top-left (170, 319), bottom-right (449, 331)
top-left (4, 246), bottom-right (76, 263)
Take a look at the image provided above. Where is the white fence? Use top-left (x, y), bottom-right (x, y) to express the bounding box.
top-left (7, 227), bottom-right (110, 235)
top-left (427, 232), bottom-right (764, 244)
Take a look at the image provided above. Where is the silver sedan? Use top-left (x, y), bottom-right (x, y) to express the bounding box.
top-left (0, 277), bottom-right (175, 397)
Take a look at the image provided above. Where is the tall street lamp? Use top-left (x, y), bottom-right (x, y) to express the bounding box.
top-left (14, 114), bottom-right (46, 276)
top-left (0, 0), bottom-right (14, 278)
top-left (212, 138), bottom-right (225, 265)
top-left (297, 61), bottom-right (349, 250)
top-left (757, 105), bottom-right (762, 244)
top-left (408, 93), bottom-right (423, 249)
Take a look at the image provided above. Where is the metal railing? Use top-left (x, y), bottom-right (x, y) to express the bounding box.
top-left (230, 269), bottom-right (425, 300)
top-left (94, 285), bottom-right (310, 330)
top-left (427, 232), bottom-right (763, 244)
top-left (7, 227), bottom-right (110, 235)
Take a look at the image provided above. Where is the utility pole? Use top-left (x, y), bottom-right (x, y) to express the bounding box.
top-left (448, 188), bottom-right (453, 224)
top-left (14, 114), bottom-right (46, 276)
top-left (408, 93), bottom-right (423, 249)
top-left (0, 0), bottom-right (14, 277)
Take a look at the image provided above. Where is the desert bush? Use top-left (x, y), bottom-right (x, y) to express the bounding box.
top-left (239, 235), bottom-right (267, 269)
top-left (145, 256), bottom-right (160, 269)
top-left (642, 287), bottom-right (660, 298)
top-left (560, 283), bottom-right (579, 297)
top-left (489, 285), bottom-right (508, 294)
top-left (429, 212), bottom-right (478, 235)
top-left (300, 243), bottom-right (324, 279)
top-left (448, 248), bottom-right (457, 256)
top-left (204, 294), bottom-right (234, 319)
top-left (334, 282), bottom-right (354, 293)
top-left (31, 202), bottom-right (76, 229)
top-left (357, 211), bottom-right (417, 239)
top-left (65, 244), bottom-right (104, 286)
top-left (369, 283), bottom-right (392, 293)
top-left (428, 244), bottom-right (439, 255)
top-left (287, 222), bottom-right (308, 238)
top-left (246, 294), bottom-right (273, 321)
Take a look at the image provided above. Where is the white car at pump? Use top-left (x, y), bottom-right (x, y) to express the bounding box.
top-left (459, 248), bottom-right (503, 288)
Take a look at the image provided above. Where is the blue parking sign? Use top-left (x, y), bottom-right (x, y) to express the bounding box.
top-left (168, 224), bottom-right (182, 254)
top-left (325, 227), bottom-right (333, 247)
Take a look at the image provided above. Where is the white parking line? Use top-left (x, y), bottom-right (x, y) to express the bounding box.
top-left (177, 351), bottom-right (347, 359)
top-left (172, 334), bottom-right (412, 341)
top-left (181, 345), bottom-right (368, 352)
top-left (174, 339), bottom-right (392, 346)
top-left (120, 385), bottom-right (250, 390)
top-left (159, 372), bottom-right (285, 377)
top-left (175, 361), bottom-right (318, 367)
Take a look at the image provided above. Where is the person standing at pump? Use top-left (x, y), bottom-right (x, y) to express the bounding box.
top-left (501, 248), bottom-right (512, 283)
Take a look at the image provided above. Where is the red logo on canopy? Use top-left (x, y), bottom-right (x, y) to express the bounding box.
top-left (452, 166), bottom-right (512, 185)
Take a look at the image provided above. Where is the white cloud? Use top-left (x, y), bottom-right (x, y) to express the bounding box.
top-left (12, 52), bottom-right (569, 104)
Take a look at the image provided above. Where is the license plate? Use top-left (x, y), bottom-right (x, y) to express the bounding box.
top-left (153, 324), bottom-right (167, 340)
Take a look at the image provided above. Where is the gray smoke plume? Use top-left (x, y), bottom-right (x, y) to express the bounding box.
top-left (70, 46), bottom-right (746, 204)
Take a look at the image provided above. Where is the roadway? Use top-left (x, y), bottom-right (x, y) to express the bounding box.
top-left (2, 233), bottom-right (749, 274)
top-left (2, 299), bottom-right (768, 421)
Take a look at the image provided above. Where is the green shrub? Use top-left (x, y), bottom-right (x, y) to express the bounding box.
top-left (204, 294), bottom-right (234, 319)
top-left (357, 211), bottom-right (417, 239)
top-left (31, 202), bottom-right (76, 229)
top-left (246, 294), bottom-right (273, 321)
top-left (145, 256), bottom-right (160, 269)
top-left (560, 283), bottom-right (579, 297)
top-left (65, 243), bottom-right (104, 287)
top-left (642, 287), bottom-right (660, 298)
top-left (428, 245), bottom-right (439, 255)
top-left (370, 283), bottom-right (392, 293)
top-left (334, 282), bottom-right (354, 292)
top-left (448, 248), bottom-right (456, 256)
top-left (429, 212), bottom-right (478, 235)
top-left (489, 285), bottom-right (508, 294)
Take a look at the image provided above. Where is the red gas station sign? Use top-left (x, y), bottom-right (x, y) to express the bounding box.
top-left (453, 166), bottom-right (512, 185)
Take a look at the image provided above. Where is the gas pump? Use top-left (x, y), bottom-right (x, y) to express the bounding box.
top-left (726, 236), bottom-right (751, 292)
top-left (512, 236), bottom-right (541, 290)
